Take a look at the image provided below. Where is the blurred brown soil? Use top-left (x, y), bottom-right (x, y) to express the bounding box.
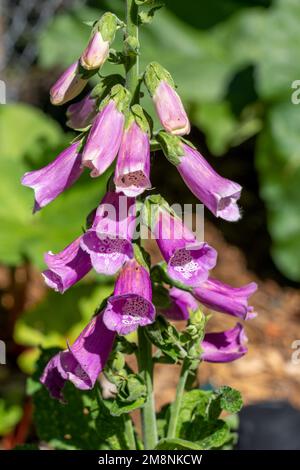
top-left (146, 222), bottom-right (300, 411)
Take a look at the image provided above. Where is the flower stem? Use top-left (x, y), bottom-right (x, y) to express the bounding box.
top-left (124, 415), bottom-right (137, 450)
top-left (167, 359), bottom-right (189, 439)
top-left (125, 0), bottom-right (139, 104)
top-left (137, 327), bottom-right (158, 449)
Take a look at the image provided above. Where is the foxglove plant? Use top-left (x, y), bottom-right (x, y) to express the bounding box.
top-left (22, 0), bottom-right (257, 451)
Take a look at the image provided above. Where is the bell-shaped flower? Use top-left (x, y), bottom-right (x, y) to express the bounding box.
top-left (114, 105), bottom-right (151, 197)
top-left (66, 92), bottom-right (97, 130)
top-left (21, 141), bottom-right (83, 212)
top-left (42, 236), bottom-right (92, 293)
top-left (193, 278), bottom-right (257, 320)
top-left (143, 196), bottom-right (217, 287)
top-left (157, 132), bottom-right (242, 222)
top-left (103, 259), bottom-right (156, 335)
top-left (50, 60), bottom-right (87, 106)
top-left (161, 287), bottom-right (198, 321)
top-left (201, 323), bottom-right (248, 363)
top-left (144, 62), bottom-right (190, 136)
top-left (80, 191), bottom-right (136, 275)
top-left (82, 85), bottom-right (130, 177)
top-left (40, 312), bottom-right (115, 400)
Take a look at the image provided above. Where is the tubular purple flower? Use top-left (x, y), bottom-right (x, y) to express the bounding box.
top-left (50, 60), bottom-right (88, 106)
top-left (144, 62), bottom-right (190, 136)
top-left (114, 118), bottom-right (151, 197)
top-left (40, 312), bottom-right (116, 400)
top-left (157, 132), bottom-right (242, 222)
top-left (82, 100), bottom-right (125, 177)
top-left (193, 278), bottom-right (257, 320)
top-left (201, 323), bottom-right (248, 363)
top-left (152, 207), bottom-right (217, 286)
top-left (103, 259), bottom-right (156, 335)
top-left (80, 191), bottom-right (136, 275)
top-left (178, 144), bottom-right (242, 221)
top-left (80, 31), bottom-right (110, 70)
top-left (154, 81), bottom-right (190, 136)
top-left (21, 141), bottom-right (83, 212)
top-left (66, 93), bottom-right (97, 130)
top-left (42, 236), bottom-right (92, 293)
top-left (161, 287), bottom-right (198, 321)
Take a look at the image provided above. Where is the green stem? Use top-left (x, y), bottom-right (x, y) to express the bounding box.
top-left (124, 415), bottom-right (137, 450)
top-left (137, 327), bottom-right (158, 449)
top-left (167, 359), bottom-right (189, 439)
top-left (125, 0), bottom-right (139, 104)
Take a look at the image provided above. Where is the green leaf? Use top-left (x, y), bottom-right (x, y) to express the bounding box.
top-left (0, 399), bottom-right (22, 436)
top-left (155, 437), bottom-right (204, 450)
top-left (207, 386), bottom-right (243, 420)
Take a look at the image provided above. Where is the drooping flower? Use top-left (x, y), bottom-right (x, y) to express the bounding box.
top-left (201, 323), bottom-right (248, 363)
top-left (193, 278), bottom-right (257, 320)
top-left (144, 62), bottom-right (190, 136)
top-left (157, 132), bottom-right (242, 222)
top-left (103, 259), bottom-right (156, 335)
top-left (82, 85), bottom-right (130, 177)
top-left (80, 31), bottom-right (110, 70)
top-left (80, 13), bottom-right (118, 71)
top-left (160, 287), bottom-right (198, 321)
top-left (40, 312), bottom-right (115, 400)
top-left (66, 93), bottom-right (97, 130)
top-left (143, 196), bottom-right (217, 287)
top-left (21, 141), bottom-right (83, 212)
top-left (114, 105), bottom-right (151, 197)
top-left (80, 191), bottom-right (136, 275)
top-left (50, 60), bottom-right (88, 106)
top-left (42, 236), bottom-right (92, 293)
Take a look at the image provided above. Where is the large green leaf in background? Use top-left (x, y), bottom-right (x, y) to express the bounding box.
top-left (37, 0), bottom-right (300, 280)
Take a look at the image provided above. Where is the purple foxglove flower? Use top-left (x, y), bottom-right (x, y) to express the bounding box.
top-left (201, 323), bottom-right (248, 363)
top-left (103, 259), bottom-right (156, 335)
top-left (40, 312), bottom-right (115, 400)
top-left (21, 141), bottom-right (83, 212)
top-left (80, 191), bottom-right (136, 275)
top-left (154, 81), bottom-right (190, 136)
top-left (193, 278), bottom-right (257, 320)
top-left (178, 144), bottom-right (242, 221)
top-left (50, 60), bottom-right (87, 106)
top-left (82, 100), bottom-right (125, 177)
top-left (66, 93), bottom-right (97, 130)
top-left (144, 62), bottom-right (190, 136)
top-left (42, 236), bottom-right (92, 293)
top-left (152, 207), bottom-right (217, 287)
top-left (80, 31), bottom-right (110, 70)
top-left (161, 287), bottom-right (198, 321)
top-left (114, 120), bottom-right (151, 197)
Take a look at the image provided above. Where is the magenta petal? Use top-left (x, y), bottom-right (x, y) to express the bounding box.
top-left (193, 278), bottom-right (257, 319)
top-left (168, 243), bottom-right (217, 286)
top-left (161, 287), bottom-right (198, 321)
top-left (153, 209), bottom-right (217, 286)
top-left (66, 93), bottom-right (97, 130)
top-left (21, 141), bottom-right (83, 212)
top-left (40, 353), bottom-right (66, 401)
top-left (201, 323), bottom-right (248, 363)
top-left (178, 145), bottom-right (242, 222)
top-left (40, 313), bottom-right (116, 399)
top-left (114, 122), bottom-right (151, 197)
top-left (82, 101), bottom-right (125, 177)
top-left (42, 236), bottom-right (92, 293)
top-left (153, 81), bottom-right (190, 136)
top-left (80, 231), bottom-right (133, 275)
top-left (103, 294), bottom-right (155, 335)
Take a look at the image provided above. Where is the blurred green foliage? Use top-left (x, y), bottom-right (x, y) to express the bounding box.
top-left (36, 0), bottom-right (300, 280)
